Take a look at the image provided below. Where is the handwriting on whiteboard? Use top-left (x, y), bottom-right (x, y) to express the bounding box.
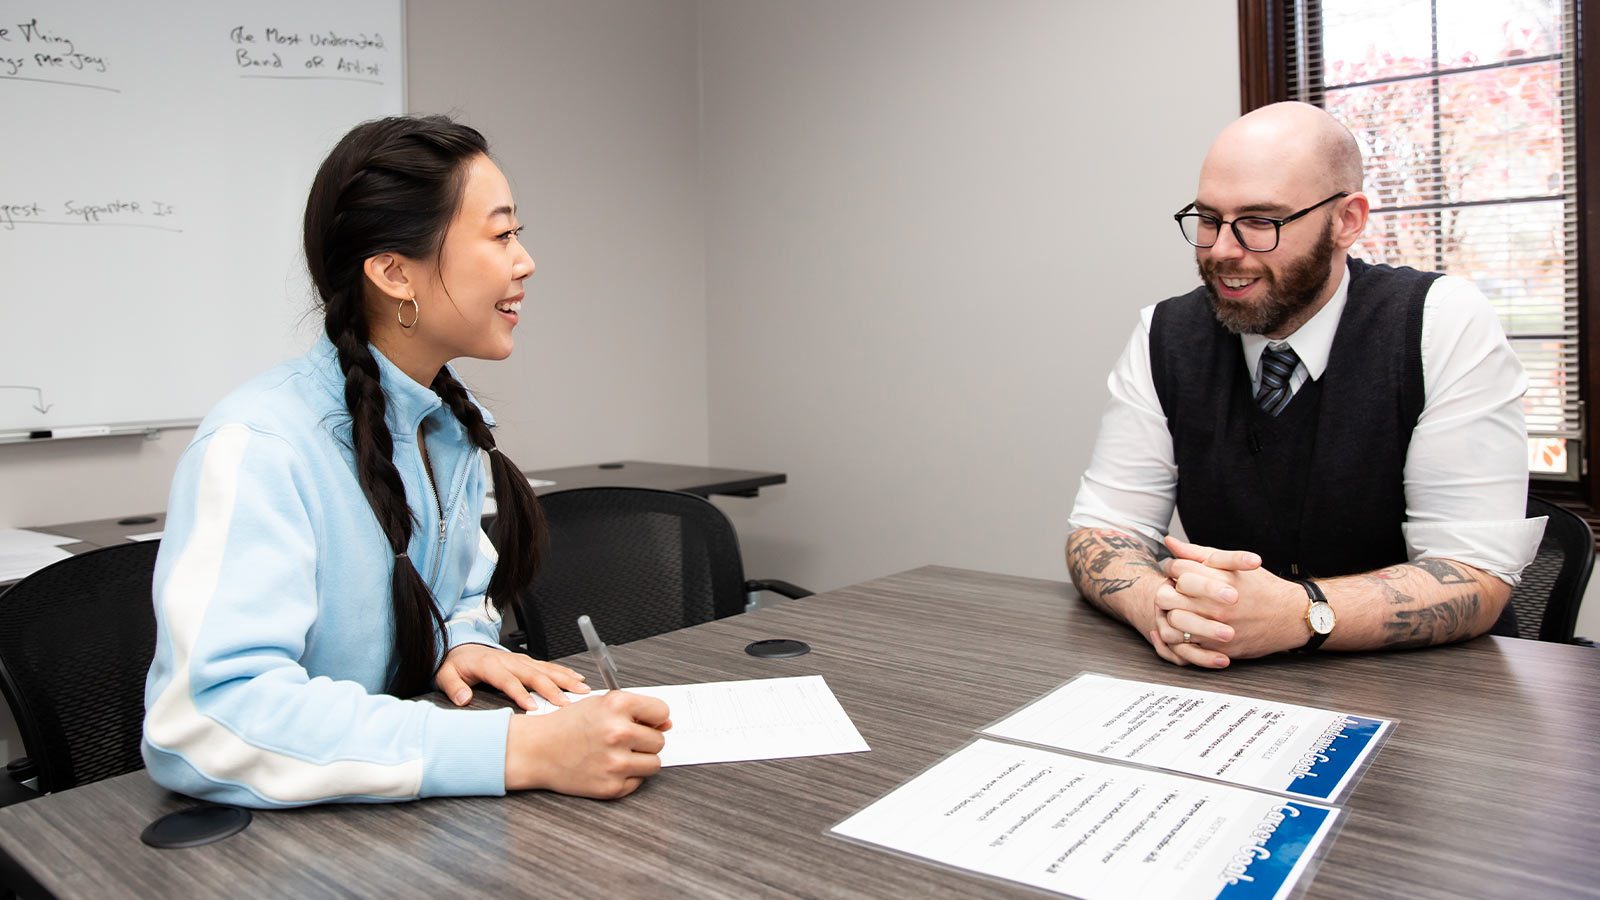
top-left (0, 200), bottom-right (181, 233)
top-left (229, 23), bottom-right (386, 82)
top-left (0, 17), bottom-right (110, 86)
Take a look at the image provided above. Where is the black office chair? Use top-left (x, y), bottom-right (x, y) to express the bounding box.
top-left (0, 541), bottom-right (160, 806)
top-left (1505, 497), bottom-right (1596, 643)
top-left (511, 487), bottom-right (811, 660)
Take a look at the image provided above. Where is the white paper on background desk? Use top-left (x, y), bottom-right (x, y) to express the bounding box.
top-left (0, 529), bottom-right (77, 582)
top-left (126, 531), bottom-right (164, 542)
top-left (831, 738), bottom-right (1339, 900)
top-left (482, 480), bottom-right (555, 517)
top-left (525, 675), bottom-right (869, 767)
top-left (0, 546), bottom-right (73, 582)
top-left (0, 528), bottom-right (76, 548)
top-left (981, 673), bottom-right (1391, 802)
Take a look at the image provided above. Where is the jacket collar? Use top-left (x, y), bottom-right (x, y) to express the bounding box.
top-left (309, 334), bottom-right (496, 441)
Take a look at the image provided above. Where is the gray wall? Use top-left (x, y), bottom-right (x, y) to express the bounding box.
top-left (700, 0), bottom-right (1239, 591)
top-left (407, 0), bottom-right (710, 469)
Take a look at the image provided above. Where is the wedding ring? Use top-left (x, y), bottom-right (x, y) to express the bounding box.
top-left (1181, 631), bottom-right (1193, 643)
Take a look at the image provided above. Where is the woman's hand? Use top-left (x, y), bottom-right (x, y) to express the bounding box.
top-left (505, 691), bottom-right (672, 798)
top-left (435, 643), bottom-right (589, 710)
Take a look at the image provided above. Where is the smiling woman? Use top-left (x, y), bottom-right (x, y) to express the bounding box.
top-left (140, 115), bottom-right (672, 809)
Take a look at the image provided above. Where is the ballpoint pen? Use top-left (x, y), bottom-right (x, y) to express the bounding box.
top-left (576, 614), bottom-right (621, 691)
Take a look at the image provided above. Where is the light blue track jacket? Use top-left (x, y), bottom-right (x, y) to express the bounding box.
top-left (142, 335), bottom-right (513, 808)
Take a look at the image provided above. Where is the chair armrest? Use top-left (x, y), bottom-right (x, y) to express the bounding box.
top-left (744, 579), bottom-right (813, 600)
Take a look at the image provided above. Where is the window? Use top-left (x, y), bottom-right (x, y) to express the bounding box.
top-left (1239, 0), bottom-right (1600, 520)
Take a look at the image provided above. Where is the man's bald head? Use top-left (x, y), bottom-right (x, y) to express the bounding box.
top-left (1200, 102), bottom-right (1363, 198)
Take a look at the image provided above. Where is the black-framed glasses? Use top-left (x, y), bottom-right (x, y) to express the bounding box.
top-left (1173, 191), bottom-right (1349, 252)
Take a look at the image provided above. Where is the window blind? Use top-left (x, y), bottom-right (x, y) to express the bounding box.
top-left (1283, 0), bottom-right (1581, 478)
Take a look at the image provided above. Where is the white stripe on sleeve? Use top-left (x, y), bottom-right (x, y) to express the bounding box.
top-left (145, 424), bottom-right (424, 803)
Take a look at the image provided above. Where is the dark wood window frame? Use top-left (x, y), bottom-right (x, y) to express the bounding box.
top-left (1238, 0), bottom-right (1600, 534)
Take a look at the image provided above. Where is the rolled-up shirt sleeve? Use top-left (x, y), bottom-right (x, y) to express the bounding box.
top-left (1068, 305), bottom-right (1177, 554)
top-left (1402, 276), bottom-right (1546, 584)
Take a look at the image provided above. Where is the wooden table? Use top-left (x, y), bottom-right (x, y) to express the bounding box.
top-left (1, 566), bottom-right (1596, 898)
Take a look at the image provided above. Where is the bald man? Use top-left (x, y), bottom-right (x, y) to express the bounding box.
top-left (1066, 102), bottom-right (1545, 667)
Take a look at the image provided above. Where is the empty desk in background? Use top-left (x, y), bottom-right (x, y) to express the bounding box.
top-left (5, 462), bottom-right (786, 588)
top-left (24, 514), bottom-right (166, 554)
top-left (0, 514), bottom-right (165, 590)
top-left (0, 566), bottom-right (1595, 898)
top-left (523, 461), bottom-right (786, 498)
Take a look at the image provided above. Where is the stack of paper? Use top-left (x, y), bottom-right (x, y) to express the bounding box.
top-left (832, 673), bottom-right (1393, 900)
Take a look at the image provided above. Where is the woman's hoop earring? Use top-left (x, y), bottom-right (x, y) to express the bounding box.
top-left (398, 296), bottom-right (420, 329)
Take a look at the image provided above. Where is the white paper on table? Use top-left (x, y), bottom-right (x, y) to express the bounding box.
top-left (482, 480), bottom-right (556, 517)
top-left (0, 546), bottom-right (74, 582)
top-left (126, 531), bottom-right (164, 542)
top-left (832, 738), bottom-right (1339, 900)
top-left (981, 673), bottom-right (1391, 802)
top-left (0, 528), bottom-right (77, 549)
top-left (525, 674), bottom-right (869, 766)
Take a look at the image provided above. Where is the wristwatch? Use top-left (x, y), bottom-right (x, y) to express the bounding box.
top-left (1298, 579), bottom-right (1335, 651)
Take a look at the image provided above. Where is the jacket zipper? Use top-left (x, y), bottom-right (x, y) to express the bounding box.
top-left (420, 432), bottom-right (473, 590)
top-left (420, 438), bottom-right (447, 587)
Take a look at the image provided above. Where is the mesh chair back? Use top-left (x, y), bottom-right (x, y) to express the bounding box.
top-left (0, 541), bottom-right (160, 793)
top-left (516, 488), bottom-right (748, 660)
top-left (1507, 497), bottom-right (1595, 642)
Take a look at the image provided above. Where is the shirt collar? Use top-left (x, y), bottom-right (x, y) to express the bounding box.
top-left (1241, 262), bottom-right (1351, 384)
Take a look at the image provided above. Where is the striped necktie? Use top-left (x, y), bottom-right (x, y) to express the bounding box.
top-left (1256, 344), bottom-right (1300, 416)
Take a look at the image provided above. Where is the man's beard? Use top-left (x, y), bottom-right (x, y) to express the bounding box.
top-left (1198, 219), bottom-right (1338, 335)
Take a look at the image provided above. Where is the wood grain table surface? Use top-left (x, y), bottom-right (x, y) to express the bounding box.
top-left (1, 565), bottom-right (1596, 899)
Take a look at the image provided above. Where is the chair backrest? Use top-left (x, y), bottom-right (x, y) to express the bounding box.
top-left (1506, 497), bottom-right (1596, 642)
top-left (515, 487), bottom-right (748, 660)
top-left (0, 540), bottom-right (160, 793)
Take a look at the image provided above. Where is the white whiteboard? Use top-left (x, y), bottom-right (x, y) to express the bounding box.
top-left (0, 0), bottom-right (404, 434)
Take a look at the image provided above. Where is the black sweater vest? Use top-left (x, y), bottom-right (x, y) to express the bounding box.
top-left (1149, 257), bottom-right (1432, 580)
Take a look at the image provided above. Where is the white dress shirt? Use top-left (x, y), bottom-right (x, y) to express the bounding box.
top-left (1069, 267), bottom-right (1546, 584)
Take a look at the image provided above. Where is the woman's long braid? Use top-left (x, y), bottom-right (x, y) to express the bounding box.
top-left (326, 282), bottom-right (447, 697)
top-left (431, 369), bottom-right (546, 610)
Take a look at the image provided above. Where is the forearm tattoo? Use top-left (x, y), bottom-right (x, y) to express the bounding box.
top-left (1067, 529), bottom-right (1165, 609)
top-left (1363, 559), bottom-right (1487, 648)
top-left (1360, 566), bottom-right (1418, 606)
top-left (1412, 558), bottom-right (1476, 585)
top-left (1382, 594), bottom-right (1483, 649)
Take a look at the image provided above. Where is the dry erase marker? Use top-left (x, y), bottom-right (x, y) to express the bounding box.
top-left (27, 425), bottom-right (112, 439)
top-left (576, 614), bottom-right (621, 691)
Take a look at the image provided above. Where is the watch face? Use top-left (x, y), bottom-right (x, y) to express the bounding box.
top-left (1308, 602), bottom-right (1335, 634)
